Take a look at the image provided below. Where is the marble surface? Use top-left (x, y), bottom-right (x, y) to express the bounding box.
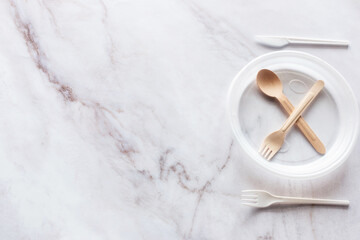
top-left (1, 0), bottom-right (360, 239)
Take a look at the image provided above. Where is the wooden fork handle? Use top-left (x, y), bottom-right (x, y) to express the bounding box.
top-left (281, 80), bottom-right (324, 134)
top-left (278, 94), bottom-right (326, 154)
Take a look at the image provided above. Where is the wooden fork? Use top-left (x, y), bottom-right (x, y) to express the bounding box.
top-left (259, 80), bottom-right (324, 160)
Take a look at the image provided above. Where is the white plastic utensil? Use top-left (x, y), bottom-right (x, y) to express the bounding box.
top-left (255, 35), bottom-right (349, 48)
top-left (241, 190), bottom-right (350, 208)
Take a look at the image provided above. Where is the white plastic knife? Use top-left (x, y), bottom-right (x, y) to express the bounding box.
top-left (255, 35), bottom-right (349, 48)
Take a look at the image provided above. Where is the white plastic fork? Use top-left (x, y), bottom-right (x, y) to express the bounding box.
top-left (241, 190), bottom-right (349, 208)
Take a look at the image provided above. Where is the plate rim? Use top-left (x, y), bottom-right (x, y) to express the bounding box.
top-left (227, 50), bottom-right (359, 179)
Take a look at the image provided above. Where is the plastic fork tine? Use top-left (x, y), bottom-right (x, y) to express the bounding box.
top-left (241, 194), bottom-right (257, 198)
top-left (241, 202), bottom-right (257, 207)
top-left (241, 199), bottom-right (257, 202)
top-left (242, 190), bottom-right (258, 194)
top-left (241, 197), bottom-right (258, 202)
top-left (241, 197), bottom-right (257, 200)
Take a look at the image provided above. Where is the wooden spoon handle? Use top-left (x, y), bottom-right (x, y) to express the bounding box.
top-left (280, 80), bottom-right (324, 134)
top-left (278, 94), bottom-right (326, 154)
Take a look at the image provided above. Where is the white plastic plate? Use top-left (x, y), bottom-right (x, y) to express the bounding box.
top-left (228, 51), bottom-right (359, 179)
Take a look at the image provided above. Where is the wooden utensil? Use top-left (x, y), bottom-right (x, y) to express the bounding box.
top-left (257, 69), bottom-right (326, 154)
top-left (259, 80), bottom-right (324, 160)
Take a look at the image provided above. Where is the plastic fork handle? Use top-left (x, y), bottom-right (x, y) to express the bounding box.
top-left (278, 94), bottom-right (326, 154)
top-left (276, 196), bottom-right (350, 206)
top-left (280, 80), bottom-right (324, 133)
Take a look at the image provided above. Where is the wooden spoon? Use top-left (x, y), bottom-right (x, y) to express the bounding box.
top-left (256, 69), bottom-right (326, 154)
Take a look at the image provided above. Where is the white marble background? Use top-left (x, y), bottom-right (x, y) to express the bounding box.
top-left (0, 0), bottom-right (360, 239)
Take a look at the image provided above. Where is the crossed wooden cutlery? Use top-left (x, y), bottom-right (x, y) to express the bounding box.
top-left (257, 69), bottom-right (325, 160)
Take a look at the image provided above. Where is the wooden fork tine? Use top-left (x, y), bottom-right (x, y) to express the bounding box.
top-left (265, 149), bottom-right (272, 159)
top-left (259, 142), bottom-right (266, 153)
top-left (263, 147), bottom-right (270, 157)
top-left (261, 146), bottom-right (268, 156)
top-left (267, 149), bottom-right (277, 161)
